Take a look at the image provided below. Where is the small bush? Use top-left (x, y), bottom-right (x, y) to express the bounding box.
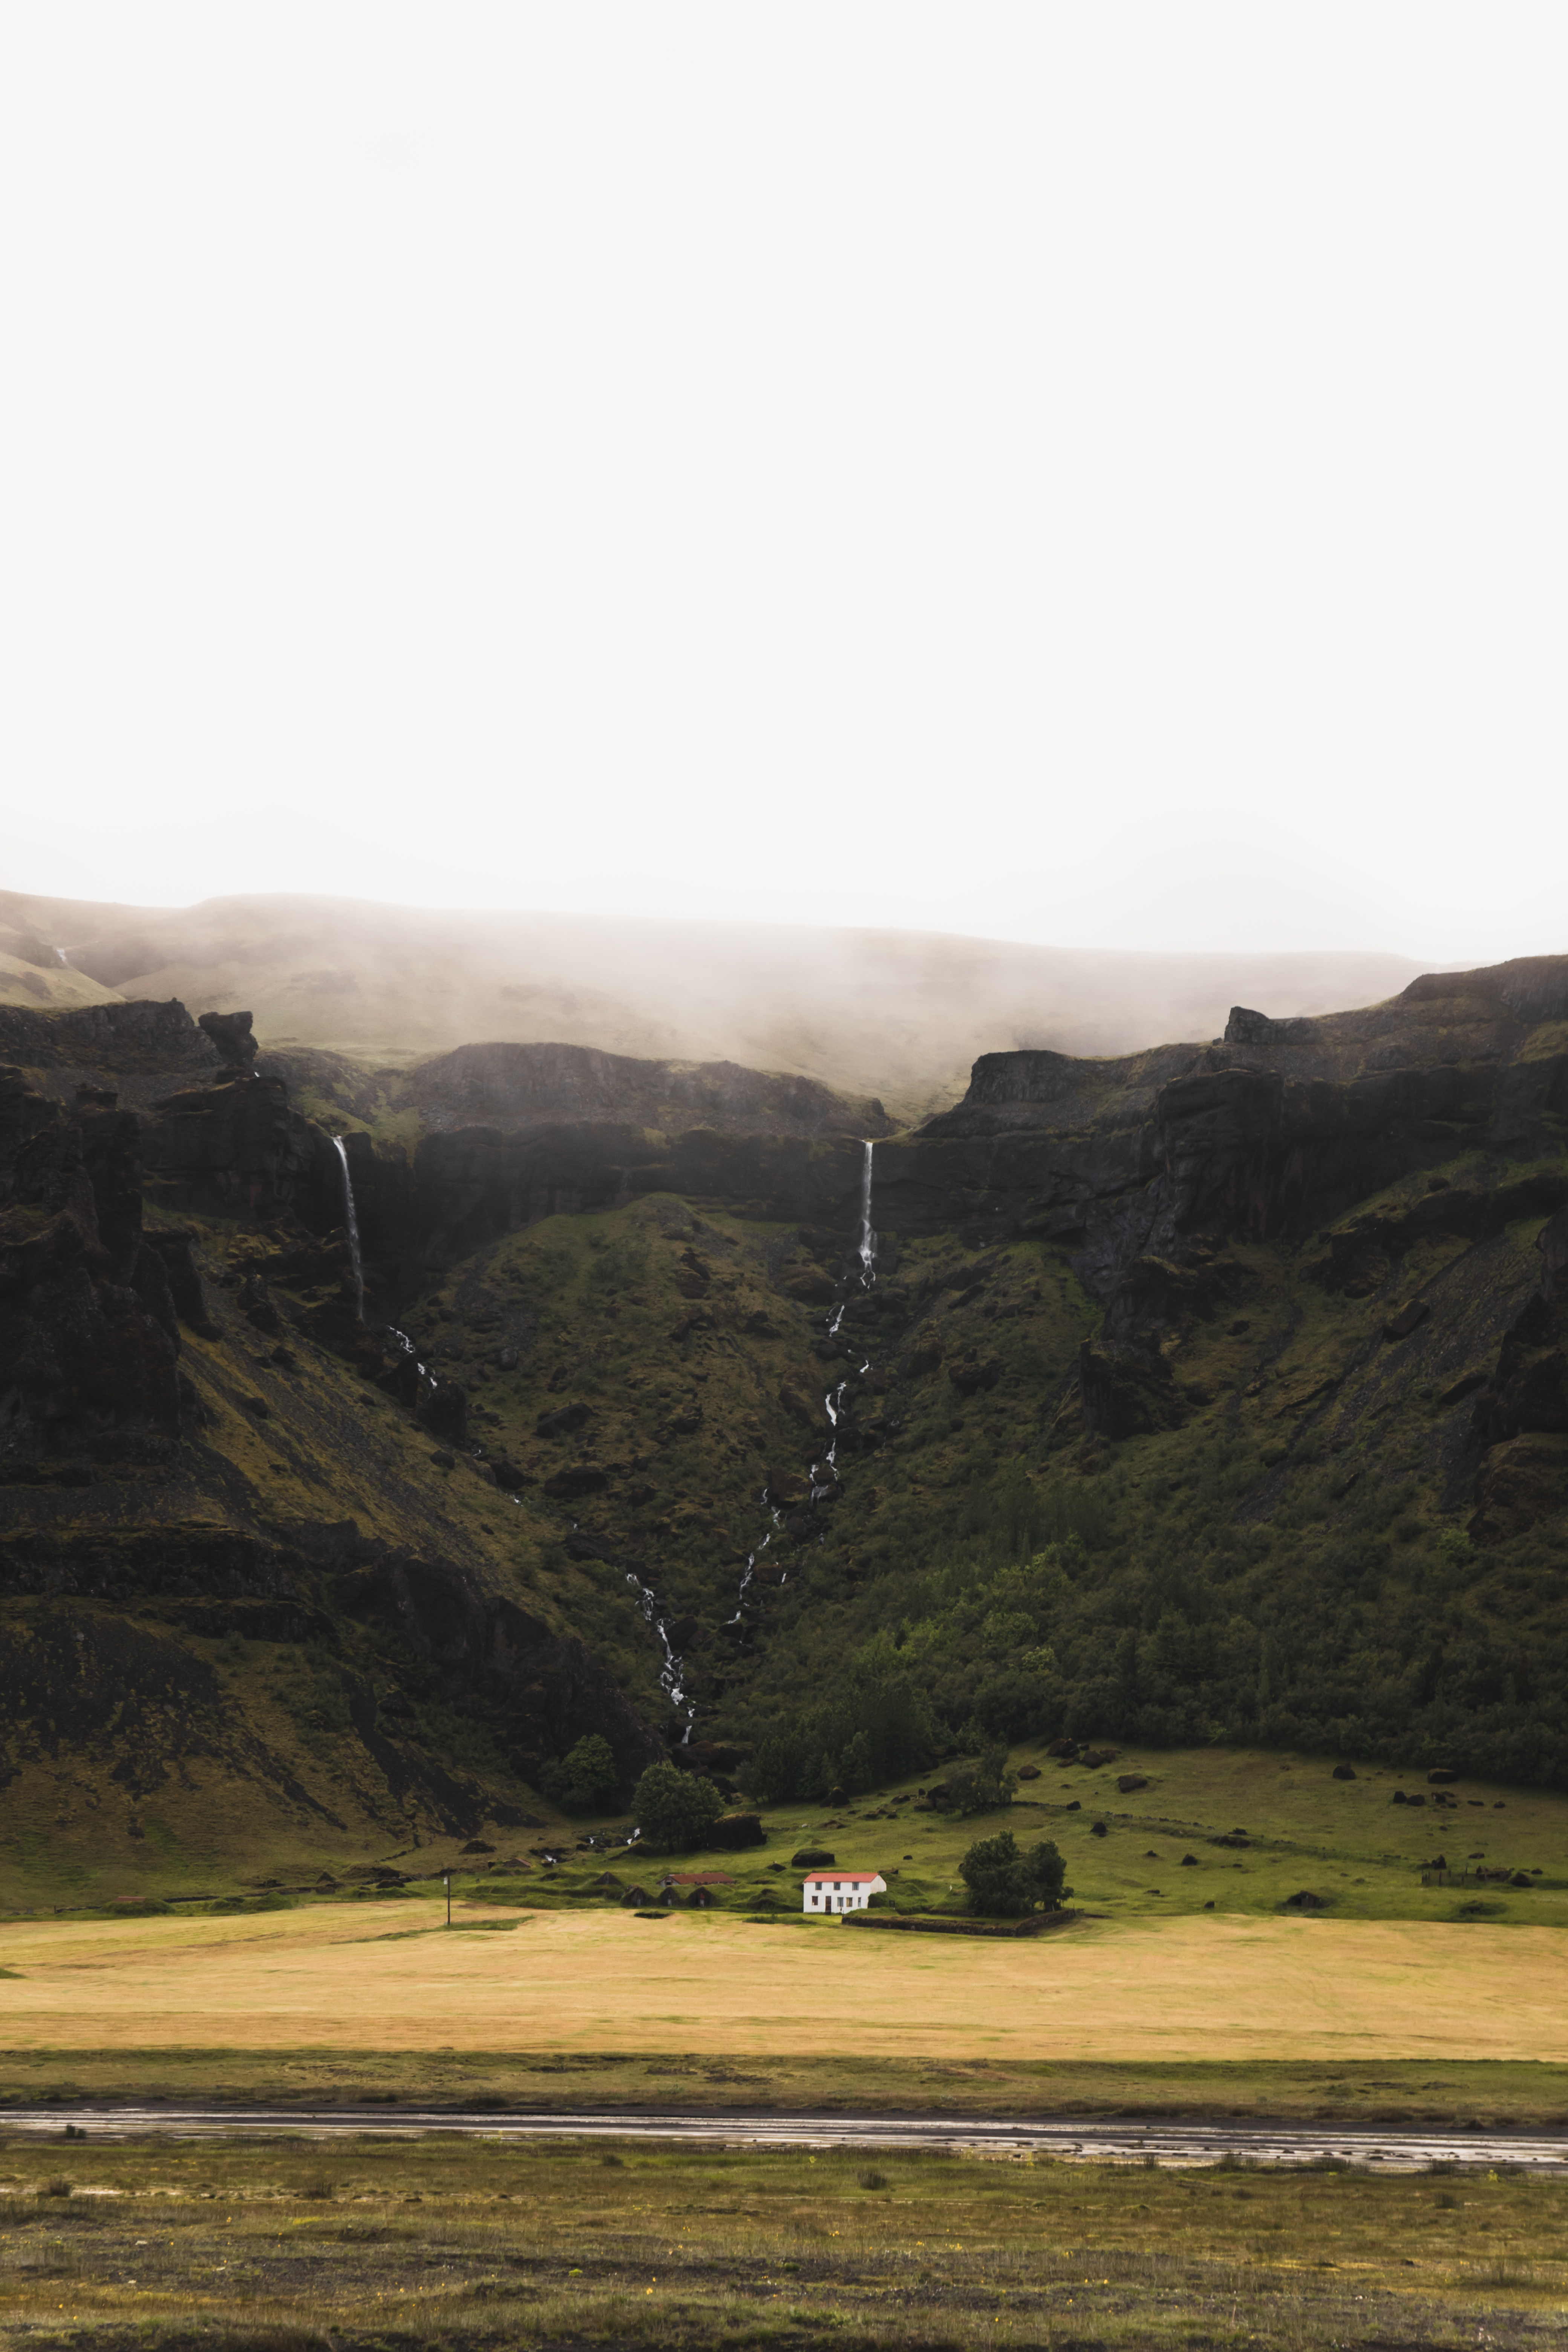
top-left (38, 2179), bottom-right (72, 2199)
top-left (857, 2167), bottom-right (888, 2190)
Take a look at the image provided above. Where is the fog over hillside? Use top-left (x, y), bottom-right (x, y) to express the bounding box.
top-left (0, 890), bottom-right (1427, 1121)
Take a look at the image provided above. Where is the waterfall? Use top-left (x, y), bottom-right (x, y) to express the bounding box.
top-left (856, 1138), bottom-right (877, 1278)
top-left (330, 1136), bottom-right (365, 1321)
top-left (624, 1572), bottom-right (696, 1732)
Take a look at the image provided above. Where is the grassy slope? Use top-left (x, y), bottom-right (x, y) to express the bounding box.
top-left (10, 1732), bottom-right (1567, 1926)
top-left (400, 1155), bottom-right (1566, 1778)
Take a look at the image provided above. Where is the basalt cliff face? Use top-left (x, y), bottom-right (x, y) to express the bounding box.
top-left (880, 957), bottom-right (1568, 1279)
top-left (2, 959), bottom-right (1567, 1905)
top-left (874, 957), bottom-right (1568, 1553)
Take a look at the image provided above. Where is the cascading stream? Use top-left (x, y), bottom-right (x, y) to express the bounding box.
top-left (811, 1138), bottom-right (878, 1491)
top-left (625, 1571), bottom-right (695, 1729)
top-left (330, 1136), bottom-right (365, 1321)
top-left (731, 1139), bottom-right (883, 1654)
top-left (612, 1142), bottom-right (881, 1744)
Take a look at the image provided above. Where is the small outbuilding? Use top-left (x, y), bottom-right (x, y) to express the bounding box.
top-left (802, 1870), bottom-right (886, 1917)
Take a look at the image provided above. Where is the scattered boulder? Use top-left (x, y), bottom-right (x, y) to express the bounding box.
top-left (1116, 1773), bottom-right (1149, 1794)
top-left (1016, 1763), bottom-right (1041, 1781)
top-left (707, 1812), bottom-right (765, 1850)
top-left (782, 1268), bottom-right (836, 1305)
top-left (1391, 1790), bottom-right (1408, 1804)
top-left (1383, 1299), bottom-right (1430, 1342)
top-left (537, 1401), bottom-right (592, 1438)
top-left (462, 1839), bottom-right (495, 1855)
top-left (1046, 1738), bottom-right (1077, 1759)
top-left (418, 1383), bottom-right (469, 1446)
top-left (1511, 1871), bottom-right (1533, 1889)
top-left (1090, 1821), bottom-right (1109, 1839)
top-left (1283, 1890), bottom-right (1327, 1910)
top-left (544, 1465), bottom-right (610, 1500)
top-left (1081, 1748), bottom-right (1118, 1769)
top-left (1427, 1767), bottom-right (1458, 1784)
top-left (1332, 1764), bottom-right (1357, 1781)
top-left (791, 1848), bottom-right (835, 1868)
top-left (1179, 1854), bottom-right (1199, 1867)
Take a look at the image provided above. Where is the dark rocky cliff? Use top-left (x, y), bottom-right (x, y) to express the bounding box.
top-left (399, 1040), bottom-right (895, 1141)
top-left (875, 958), bottom-right (1568, 1294)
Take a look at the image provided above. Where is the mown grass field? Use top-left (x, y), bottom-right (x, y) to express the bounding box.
top-left (0, 2131), bottom-right (1565, 2352)
top-left (2, 1894), bottom-right (1567, 2072)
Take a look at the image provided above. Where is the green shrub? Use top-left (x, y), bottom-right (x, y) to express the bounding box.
top-left (541, 1734), bottom-right (619, 1812)
top-left (632, 1761), bottom-right (724, 1852)
top-left (936, 1742), bottom-right (1017, 1814)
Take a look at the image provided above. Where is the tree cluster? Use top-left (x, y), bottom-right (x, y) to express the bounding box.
top-left (632, 1760), bottom-right (724, 1852)
top-left (958, 1828), bottom-right (1069, 1917)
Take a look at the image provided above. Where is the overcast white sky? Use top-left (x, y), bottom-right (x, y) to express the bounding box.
top-left (2, 4), bottom-right (1563, 962)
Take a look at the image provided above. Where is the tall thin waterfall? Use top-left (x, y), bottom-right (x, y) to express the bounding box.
top-left (331, 1136), bottom-right (364, 1320)
top-left (856, 1138), bottom-right (876, 1278)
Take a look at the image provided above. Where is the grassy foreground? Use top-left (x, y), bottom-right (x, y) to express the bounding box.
top-left (0, 2132), bottom-right (1565, 2352)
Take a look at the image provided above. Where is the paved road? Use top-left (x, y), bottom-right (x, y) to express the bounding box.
top-left (3, 2105), bottom-right (1565, 2172)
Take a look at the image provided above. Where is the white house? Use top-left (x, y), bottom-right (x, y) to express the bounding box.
top-left (802, 1870), bottom-right (886, 1916)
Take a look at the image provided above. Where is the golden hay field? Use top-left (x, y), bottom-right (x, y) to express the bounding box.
top-left (3, 1901), bottom-right (1566, 2063)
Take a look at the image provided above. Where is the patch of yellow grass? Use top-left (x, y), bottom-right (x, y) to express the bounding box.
top-left (2, 1902), bottom-right (1566, 2061)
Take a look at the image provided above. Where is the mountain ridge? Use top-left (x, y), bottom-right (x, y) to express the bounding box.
top-left (1, 952), bottom-right (1564, 1909)
top-left (0, 886), bottom-right (1433, 1121)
